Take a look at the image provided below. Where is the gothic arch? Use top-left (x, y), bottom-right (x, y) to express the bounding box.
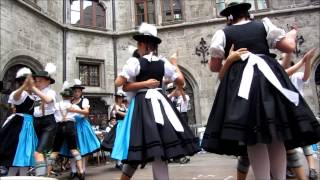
top-left (178, 65), bottom-right (201, 126)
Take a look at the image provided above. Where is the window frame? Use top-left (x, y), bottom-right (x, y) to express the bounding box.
top-left (134, 0), bottom-right (156, 26)
top-left (78, 63), bottom-right (101, 87)
top-left (215, 0), bottom-right (270, 17)
top-left (161, 0), bottom-right (184, 24)
top-left (71, 0), bottom-right (106, 29)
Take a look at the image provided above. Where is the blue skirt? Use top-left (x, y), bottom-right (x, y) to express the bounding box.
top-left (111, 98), bottom-right (135, 160)
top-left (75, 116), bottom-right (100, 156)
top-left (13, 114), bottom-right (38, 167)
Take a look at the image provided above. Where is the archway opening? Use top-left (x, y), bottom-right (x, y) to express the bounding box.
top-left (0, 64), bottom-right (36, 124)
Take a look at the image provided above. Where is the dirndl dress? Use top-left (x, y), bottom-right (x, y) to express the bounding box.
top-left (201, 20), bottom-right (320, 156)
top-left (60, 115), bottom-right (100, 157)
top-left (112, 56), bottom-right (200, 164)
top-left (101, 125), bottom-right (116, 151)
top-left (101, 106), bottom-right (126, 152)
top-left (0, 94), bottom-right (37, 167)
top-left (74, 115), bottom-right (100, 156)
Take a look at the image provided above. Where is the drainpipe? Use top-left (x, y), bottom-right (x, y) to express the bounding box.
top-left (62, 0), bottom-right (67, 81)
top-left (112, 0), bottom-right (117, 93)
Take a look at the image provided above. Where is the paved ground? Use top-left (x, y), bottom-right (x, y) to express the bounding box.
top-left (56, 151), bottom-right (319, 180)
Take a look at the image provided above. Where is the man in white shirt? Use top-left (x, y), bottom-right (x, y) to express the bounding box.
top-left (167, 83), bottom-right (191, 164)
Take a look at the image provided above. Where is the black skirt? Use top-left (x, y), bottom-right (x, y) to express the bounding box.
top-left (201, 55), bottom-right (320, 156)
top-left (0, 115), bottom-right (24, 166)
top-left (124, 91), bottom-right (200, 164)
top-left (101, 124), bottom-right (117, 152)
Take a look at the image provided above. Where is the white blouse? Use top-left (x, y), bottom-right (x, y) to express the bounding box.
top-left (8, 90), bottom-right (34, 105)
top-left (209, 17), bottom-right (286, 59)
top-left (54, 100), bottom-right (80, 122)
top-left (81, 98), bottom-right (90, 109)
top-left (119, 53), bottom-right (179, 82)
top-left (33, 86), bottom-right (57, 117)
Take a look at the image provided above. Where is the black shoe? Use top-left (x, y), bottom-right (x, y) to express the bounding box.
top-left (309, 168), bottom-right (318, 180)
top-left (115, 164), bottom-right (123, 170)
top-left (286, 168), bottom-right (296, 179)
top-left (179, 157), bottom-right (190, 164)
top-left (69, 172), bottom-right (78, 180)
top-left (140, 163), bottom-right (146, 169)
top-left (78, 173), bottom-right (85, 180)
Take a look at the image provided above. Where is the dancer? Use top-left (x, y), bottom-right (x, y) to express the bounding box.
top-left (68, 79), bottom-right (100, 179)
top-left (101, 90), bottom-right (127, 170)
top-left (32, 63), bottom-right (58, 176)
top-left (236, 48), bottom-right (317, 180)
top-left (201, 2), bottom-right (320, 180)
top-left (48, 81), bottom-right (84, 180)
top-left (113, 23), bottom-right (199, 180)
top-left (167, 83), bottom-right (191, 164)
top-left (0, 67), bottom-right (37, 176)
top-left (285, 48), bottom-right (318, 180)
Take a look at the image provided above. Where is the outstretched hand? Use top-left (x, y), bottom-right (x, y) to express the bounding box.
top-left (303, 48), bottom-right (316, 64)
top-left (170, 51), bottom-right (179, 65)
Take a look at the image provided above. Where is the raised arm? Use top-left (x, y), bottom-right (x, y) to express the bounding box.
top-left (276, 28), bottom-right (297, 53)
top-left (302, 48), bottom-right (316, 81)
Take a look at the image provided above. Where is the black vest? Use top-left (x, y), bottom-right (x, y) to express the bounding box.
top-left (136, 57), bottom-right (165, 88)
top-left (15, 96), bottom-right (34, 115)
top-left (75, 98), bottom-right (84, 109)
top-left (223, 21), bottom-right (270, 58)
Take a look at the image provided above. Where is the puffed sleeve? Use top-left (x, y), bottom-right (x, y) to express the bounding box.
top-left (82, 98), bottom-right (90, 108)
top-left (118, 57), bottom-right (140, 81)
top-left (8, 90), bottom-right (28, 105)
top-left (47, 89), bottom-right (57, 103)
top-left (262, 17), bottom-right (286, 49)
top-left (163, 59), bottom-right (179, 82)
top-left (209, 29), bottom-right (226, 59)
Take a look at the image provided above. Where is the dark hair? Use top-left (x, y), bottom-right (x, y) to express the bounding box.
top-left (132, 49), bottom-right (140, 58)
top-left (229, 9), bottom-right (250, 22)
top-left (140, 40), bottom-right (158, 56)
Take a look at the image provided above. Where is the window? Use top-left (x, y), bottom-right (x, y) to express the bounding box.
top-left (135, 0), bottom-right (155, 26)
top-left (215, 0), bottom-right (269, 16)
top-left (71, 0), bottom-right (106, 28)
top-left (162, 0), bottom-right (183, 23)
top-left (79, 64), bottom-right (100, 86)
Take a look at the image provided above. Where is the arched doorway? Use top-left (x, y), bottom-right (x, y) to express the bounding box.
top-left (184, 78), bottom-right (196, 125)
top-left (315, 63), bottom-right (320, 117)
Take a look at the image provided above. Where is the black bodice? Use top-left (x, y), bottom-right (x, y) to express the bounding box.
top-left (116, 106), bottom-right (126, 120)
top-left (75, 98), bottom-right (84, 109)
top-left (136, 58), bottom-right (165, 88)
top-left (15, 96), bottom-right (34, 115)
top-left (223, 20), bottom-right (270, 58)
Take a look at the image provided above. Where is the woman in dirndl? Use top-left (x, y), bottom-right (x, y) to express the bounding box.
top-left (68, 79), bottom-right (100, 178)
top-left (201, 2), bottom-right (320, 179)
top-left (113, 23), bottom-right (200, 180)
top-left (0, 67), bottom-right (38, 176)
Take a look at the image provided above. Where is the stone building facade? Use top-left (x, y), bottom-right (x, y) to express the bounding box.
top-left (1, 0), bottom-right (319, 132)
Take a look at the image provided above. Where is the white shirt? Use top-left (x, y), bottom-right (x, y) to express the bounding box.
top-left (54, 100), bottom-right (80, 122)
top-left (209, 18), bottom-right (286, 59)
top-left (33, 86), bottom-right (57, 117)
top-left (290, 72), bottom-right (307, 96)
top-left (119, 53), bottom-right (179, 82)
top-left (171, 95), bottom-right (190, 113)
top-left (8, 90), bottom-right (34, 105)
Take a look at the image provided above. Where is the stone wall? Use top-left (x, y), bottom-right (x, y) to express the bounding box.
top-left (0, 0), bottom-right (63, 91)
